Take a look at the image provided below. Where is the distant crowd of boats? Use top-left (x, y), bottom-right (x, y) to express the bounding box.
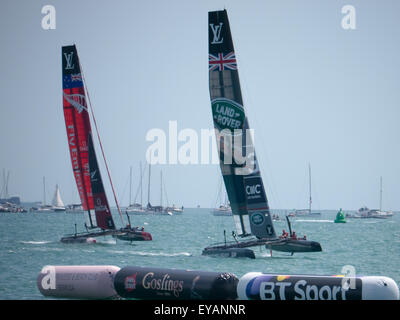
top-left (210, 205), bottom-right (394, 220)
top-left (1, 168), bottom-right (185, 216)
top-left (0, 200), bottom-right (27, 213)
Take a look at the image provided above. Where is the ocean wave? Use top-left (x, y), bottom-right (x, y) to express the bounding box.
top-left (135, 251), bottom-right (192, 257)
top-left (20, 241), bottom-right (51, 245)
top-left (108, 250), bottom-right (192, 257)
top-left (295, 219), bottom-right (333, 223)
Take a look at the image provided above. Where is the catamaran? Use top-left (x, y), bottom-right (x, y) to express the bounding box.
top-left (60, 45), bottom-right (152, 243)
top-left (202, 10), bottom-right (322, 258)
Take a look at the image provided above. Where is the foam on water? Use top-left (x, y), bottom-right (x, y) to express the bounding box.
top-left (20, 241), bottom-right (51, 245)
top-left (129, 251), bottom-right (192, 257)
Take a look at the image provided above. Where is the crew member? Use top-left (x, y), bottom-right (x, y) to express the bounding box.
top-left (280, 229), bottom-right (288, 239)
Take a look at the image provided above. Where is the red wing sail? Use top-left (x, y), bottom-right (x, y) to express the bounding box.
top-left (87, 133), bottom-right (116, 230)
top-left (62, 45), bottom-right (94, 215)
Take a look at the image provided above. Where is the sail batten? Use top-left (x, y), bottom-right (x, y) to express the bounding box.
top-left (208, 10), bottom-right (276, 240)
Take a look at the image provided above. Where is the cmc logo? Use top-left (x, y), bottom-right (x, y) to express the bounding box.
top-left (246, 184), bottom-right (261, 195)
top-left (251, 213), bottom-right (264, 225)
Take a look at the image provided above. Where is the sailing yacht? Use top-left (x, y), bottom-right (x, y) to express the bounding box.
top-left (202, 10), bottom-right (321, 258)
top-left (372, 177), bottom-right (393, 218)
top-left (142, 164), bottom-right (182, 215)
top-left (350, 177), bottom-right (393, 219)
top-left (212, 204), bottom-right (232, 216)
top-left (294, 164), bottom-right (321, 217)
top-left (51, 184), bottom-right (66, 211)
top-left (65, 203), bottom-right (84, 214)
top-left (29, 177), bottom-right (53, 212)
top-left (146, 170), bottom-right (171, 215)
top-left (211, 179), bottom-right (232, 216)
top-left (125, 164), bottom-right (146, 214)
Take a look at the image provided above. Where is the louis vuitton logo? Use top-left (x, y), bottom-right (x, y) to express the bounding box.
top-left (64, 52), bottom-right (75, 70)
top-left (210, 23), bottom-right (224, 44)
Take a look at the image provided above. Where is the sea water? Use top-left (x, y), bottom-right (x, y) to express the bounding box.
top-left (0, 208), bottom-right (399, 299)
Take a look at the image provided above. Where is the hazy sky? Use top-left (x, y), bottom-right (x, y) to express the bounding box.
top-left (1, 0), bottom-right (399, 210)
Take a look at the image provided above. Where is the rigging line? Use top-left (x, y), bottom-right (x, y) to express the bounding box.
top-left (118, 173), bottom-right (130, 207)
top-left (162, 174), bottom-right (169, 207)
top-left (132, 165), bottom-right (146, 205)
top-left (78, 58), bottom-right (125, 226)
top-left (0, 169), bottom-right (5, 199)
top-left (132, 175), bottom-right (141, 205)
top-left (211, 170), bottom-right (222, 209)
top-left (138, 164), bottom-right (147, 206)
top-left (238, 56), bottom-right (283, 210)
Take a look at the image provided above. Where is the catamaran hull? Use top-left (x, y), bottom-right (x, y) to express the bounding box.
top-left (202, 238), bottom-right (322, 258)
top-left (266, 239), bottom-right (322, 253)
top-left (202, 247), bottom-right (256, 259)
top-left (60, 236), bottom-right (97, 244)
top-left (114, 231), bottom-right (152, 241)
top-left (60, 229), bottom-right (122, 244)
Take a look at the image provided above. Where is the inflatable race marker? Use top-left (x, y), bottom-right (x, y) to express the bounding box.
top-left (114, 266), bottom-right (239, 300)
top-left (37, 265), bottom-right (120, 299)
top-left (237, 272), bottom-right (399, 300)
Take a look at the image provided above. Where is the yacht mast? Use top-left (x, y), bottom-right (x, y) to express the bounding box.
top-left (129, 166), bottom-right (132, 206)
top-left (140, 162), bottom-right (143, 207)
top-left (309, 163), bottom-right (312, 214)
top-left (147, 157), bottom-right (151, 206)
top-left (43, 176), bottom-right (46, 205)
top-left (160, 171), bottom-right (163, 207)
top-left (379, 176), bottom-right (383, 211)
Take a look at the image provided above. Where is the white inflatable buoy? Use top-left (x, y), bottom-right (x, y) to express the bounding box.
top-left (237, 272), bottom-right (399, 300)
top-left (37, 265), bottom-right (120, 299)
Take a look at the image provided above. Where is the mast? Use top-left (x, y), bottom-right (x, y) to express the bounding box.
top-left (1, 169), bottom-right (4, 198)
top-left (140, 162), bottom-right (143, 207)
top-left (43, 176), bottom-right (46, 205)
top-left (5, 171), bottom-right (9, 199)
top-left (379, 176), bottom-right (382, 211)
top-left (160, 170), bottom-right (163, 207)
top-left (208, 10), bottom-right (276, 240)
top-left (147, 157), bottom-right (151, 206)
top-left (129, 166), bottom-right (132, 206)
top-left (309, 163), bottom-right (312, 214)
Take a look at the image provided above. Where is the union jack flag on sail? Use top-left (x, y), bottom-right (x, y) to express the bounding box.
top-left (209, 52), bottom-right (237, 71)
